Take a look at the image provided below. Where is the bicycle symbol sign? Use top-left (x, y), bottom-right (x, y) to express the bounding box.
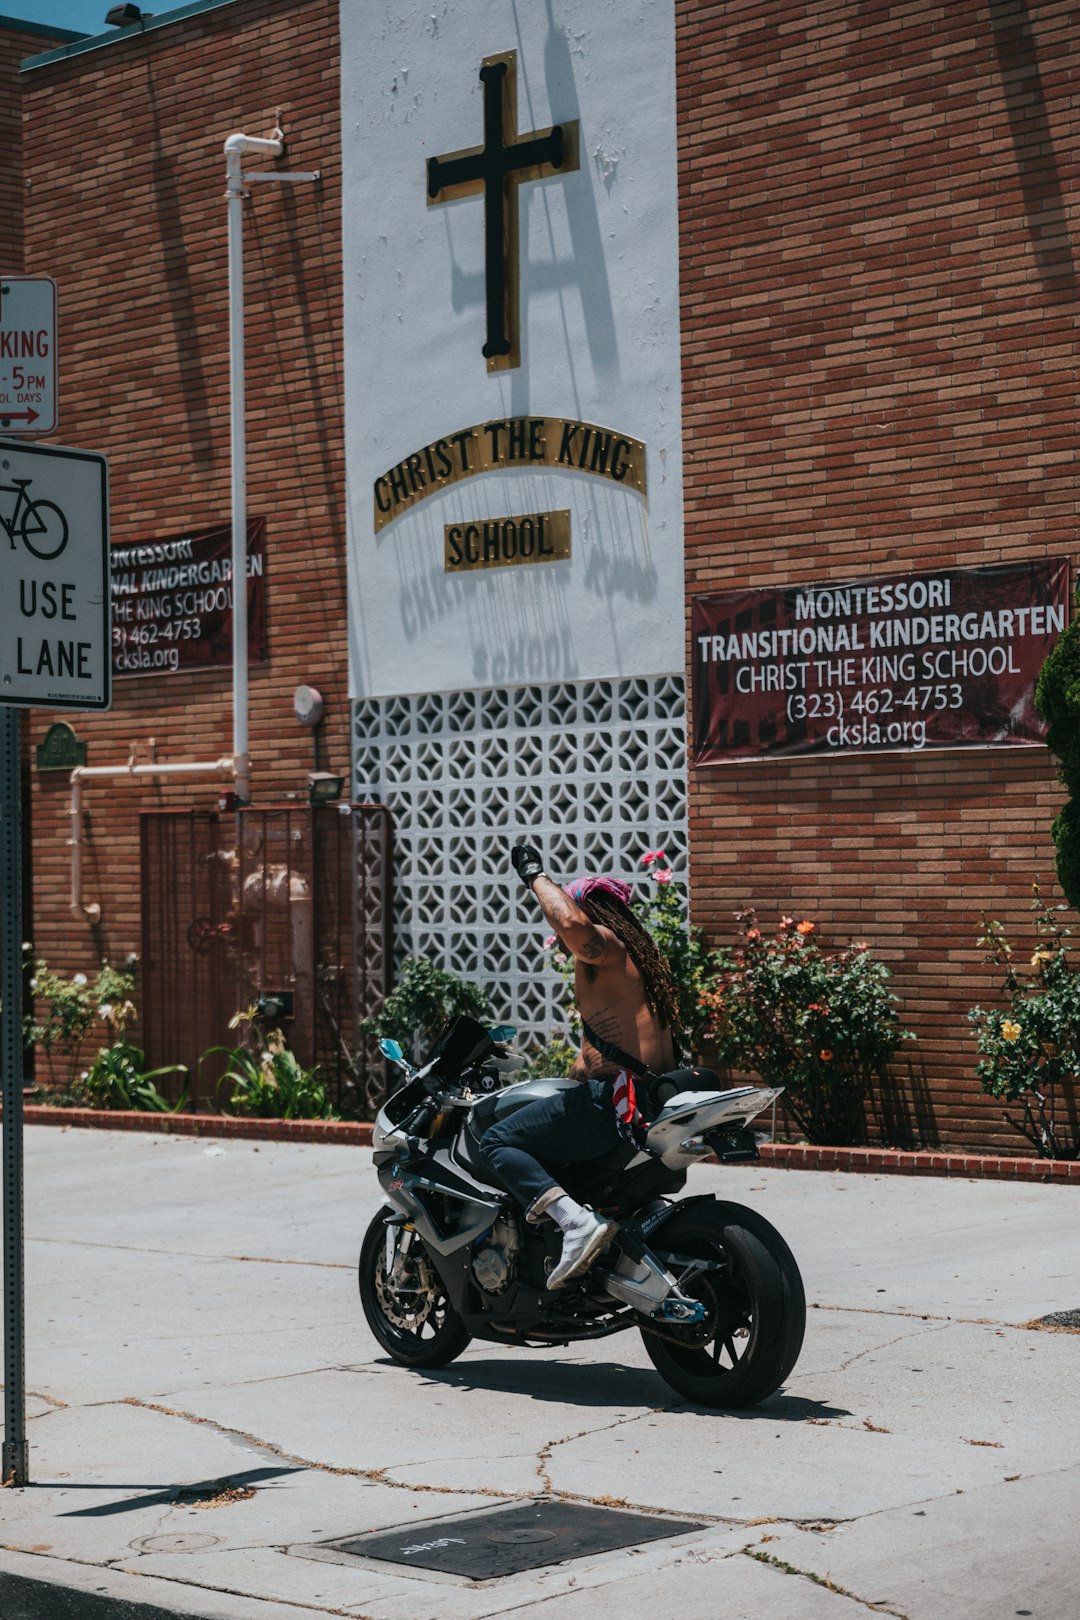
top-left (0, 439), bottom-right (110, 711)
top-left (1, 476), bottom-right (68, 560)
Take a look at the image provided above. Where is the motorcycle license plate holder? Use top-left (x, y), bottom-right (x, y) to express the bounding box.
top-left (707, 1123), bottom-right (760, 1163)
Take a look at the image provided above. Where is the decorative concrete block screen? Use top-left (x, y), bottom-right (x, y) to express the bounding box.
top-left (353, 676), bottom-right (687, 1043)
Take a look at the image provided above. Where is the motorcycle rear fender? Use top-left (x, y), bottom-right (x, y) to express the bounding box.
top-left (622, 1192), bottom-right (717, 1251)
top-left (646, 1086), bottom-right (781, 1168)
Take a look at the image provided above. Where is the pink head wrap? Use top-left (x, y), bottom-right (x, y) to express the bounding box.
top-left (565, 875), bottom-right (632, 908)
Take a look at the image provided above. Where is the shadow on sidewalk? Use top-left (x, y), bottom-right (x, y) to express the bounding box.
top-left (409, 1356), bottom-right (850, 1421)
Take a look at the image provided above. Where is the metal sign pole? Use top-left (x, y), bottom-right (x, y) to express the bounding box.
top-left (0, 433), bottom-right (110, 1492)
top-left (1, 705), bottom-right (27, 1487)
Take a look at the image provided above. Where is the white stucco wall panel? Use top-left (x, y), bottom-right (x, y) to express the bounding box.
top-left (343, 0), bottom-right (684, 696)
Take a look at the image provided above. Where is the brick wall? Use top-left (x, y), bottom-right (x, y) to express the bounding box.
top-left (0, 20), bottom-right (58, 269)
top-left (21, 1), bottom-right (348, 1053)
top-left (676, 0), bottom-right (1078, 1150)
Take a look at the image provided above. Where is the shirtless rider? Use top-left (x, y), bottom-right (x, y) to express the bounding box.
top-left (480, 843), bottom-right (682, 1290)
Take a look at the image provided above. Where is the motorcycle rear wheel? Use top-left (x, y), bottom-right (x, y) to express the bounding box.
top-left (640, 1202), bottom-right (805, 1408)
top-left (359, 1211), bottom-right (471, 1369)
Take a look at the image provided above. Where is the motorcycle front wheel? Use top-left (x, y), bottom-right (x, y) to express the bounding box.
top-left (359, 1210), bottom-right (471, 1369)
top-left (640, 1201), bottom-right (805, 1408)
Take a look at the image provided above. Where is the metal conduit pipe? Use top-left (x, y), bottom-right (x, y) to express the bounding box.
top-left (224, 128), bottom-right (284, 808)
top-left (69, 755), bottom-right (234, 923)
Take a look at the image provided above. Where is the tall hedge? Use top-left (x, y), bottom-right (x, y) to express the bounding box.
top-left (1035, 578), bottom-right (1080, 911)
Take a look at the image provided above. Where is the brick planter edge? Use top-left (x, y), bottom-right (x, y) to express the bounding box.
top-left (19, 1107), bottom-right (1080, 1181)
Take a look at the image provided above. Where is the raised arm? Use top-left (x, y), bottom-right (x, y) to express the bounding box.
top-left (511, 843), bottom-right (617, 966)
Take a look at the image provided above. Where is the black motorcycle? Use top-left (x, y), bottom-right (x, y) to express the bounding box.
top-left (359, 1016), bottom-right (805, 1408)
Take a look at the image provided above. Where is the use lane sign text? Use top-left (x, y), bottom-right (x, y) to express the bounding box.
top-left (0, 439), bottom-right (110, 711)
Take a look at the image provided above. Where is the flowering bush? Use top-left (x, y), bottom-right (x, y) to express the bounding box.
top-left (546, 851), bottom-right (732, 1056)
top-left (23, 953), bottom-right (140, 1094)
top-left (967, 888), bottom-right (1080, 1158)
top-left (703, 911), bottom-right (910, 1145)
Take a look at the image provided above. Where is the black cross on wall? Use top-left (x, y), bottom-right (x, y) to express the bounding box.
top-left (427, 51), bottom-right (579, 372)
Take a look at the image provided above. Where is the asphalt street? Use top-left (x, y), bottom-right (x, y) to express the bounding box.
top-left (0, 1126), bottom-right (1077, 1619)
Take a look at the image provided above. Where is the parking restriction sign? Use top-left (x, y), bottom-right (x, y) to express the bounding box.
top-left (0, 276), bottom-right (58, 434)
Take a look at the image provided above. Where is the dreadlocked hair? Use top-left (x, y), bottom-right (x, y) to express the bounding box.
top-left (580, 890), bottom-right (682, 1035)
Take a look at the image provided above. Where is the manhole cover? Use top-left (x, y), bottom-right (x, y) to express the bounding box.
top-left (130, 1533), bottom-right (222, 1554)
top-left (328, 1499), bottom-right (703, 1579)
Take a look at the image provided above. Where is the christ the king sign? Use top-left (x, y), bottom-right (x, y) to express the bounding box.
top-left (344, 2), bottom-right (686, 697)
top-left (427, 52), bottom-right (579, 371)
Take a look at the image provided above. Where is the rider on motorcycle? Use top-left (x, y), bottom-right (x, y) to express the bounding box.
top-left (480, 843), bottom-right (682, 1290)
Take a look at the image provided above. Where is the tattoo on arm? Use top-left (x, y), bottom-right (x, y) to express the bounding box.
top-left (544, 891), bottom-right (581, 933)
top-left (534, 879), bottom-right (611, 965)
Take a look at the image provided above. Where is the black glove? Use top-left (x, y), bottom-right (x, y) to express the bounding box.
top-left (511, 842), bottom-right (546, 889)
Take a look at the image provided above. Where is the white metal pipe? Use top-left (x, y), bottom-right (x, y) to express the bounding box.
top-left (224, 129), bottom-right (283, 808)
top-left (69, 757), bottom-right (235, 924)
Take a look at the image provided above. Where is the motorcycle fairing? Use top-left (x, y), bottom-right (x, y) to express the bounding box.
top-left (376, 1146), bottom-right (501, 1256)
top-left (376, 1146), bottom-right (639, 1342)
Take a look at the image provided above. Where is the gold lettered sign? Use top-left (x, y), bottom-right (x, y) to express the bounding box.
top-left (374, 416), bottom-right (646, 533)
top-left (445, 510), bottom-right (570, 575)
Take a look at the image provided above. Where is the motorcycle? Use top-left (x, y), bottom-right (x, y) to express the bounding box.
top-left (359, 1015), bottom-right (805, 1408)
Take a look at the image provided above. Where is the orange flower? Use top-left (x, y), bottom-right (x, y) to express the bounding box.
top-left (796, 920), bottom-right (815, 936)
top-left (746, 927), bottom-right (761, 941)
top-left (819, 1048), bottom-right (834, 1062)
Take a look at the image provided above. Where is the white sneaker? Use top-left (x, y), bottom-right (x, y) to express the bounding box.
top-left (547, 1210), bottom-right (617, 1290)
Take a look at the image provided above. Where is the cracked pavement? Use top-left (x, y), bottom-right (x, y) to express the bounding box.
top-left (0, 1129), bottom-right (1078, 1618)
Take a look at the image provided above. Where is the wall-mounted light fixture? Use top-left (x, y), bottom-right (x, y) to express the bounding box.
top-left (308, 771), bottom-right (344, 806)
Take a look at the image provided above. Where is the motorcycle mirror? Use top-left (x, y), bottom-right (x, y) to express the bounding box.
top-left (489, 1025), bottom-right (517, 1043)
top-left (379, 1039), bottom-right (405, 1063)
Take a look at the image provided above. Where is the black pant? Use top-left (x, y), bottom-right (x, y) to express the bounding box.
top-left (480, 1080), bottom-right (623, 1218)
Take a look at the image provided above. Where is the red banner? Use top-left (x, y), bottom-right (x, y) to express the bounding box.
top-left (692, 559), bottom-right (1070, 764)
top-left (110, 519), bottom-right (267, 678)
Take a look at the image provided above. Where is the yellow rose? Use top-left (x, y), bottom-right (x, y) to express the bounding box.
top-left (1031, 949), bottom-right (1053, 967)
top-left (1001, 1019), bottom-right (1021, 1043)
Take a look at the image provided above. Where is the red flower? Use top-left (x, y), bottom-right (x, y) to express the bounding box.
top-left (641, 849), bottom-right (668, 867)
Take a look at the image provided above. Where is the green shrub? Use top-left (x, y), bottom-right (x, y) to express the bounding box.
top-left (1035, 580), bottom-right (1080, 911)
top-left (703, 910), bottom-right (910, 1145)
top-left (967, 888), bottom-right (1080, 1158)
top-left (204, 1016), bottom-right (337, 1120)
top-left (82, 1042), bottom-right (188, 1113)
top-left (23, 954), bottom-right (140, 1092)
top-left (358, 955), bottom-right (492, 1061)
top-left (515, 1036), bottom-right (579, 1081)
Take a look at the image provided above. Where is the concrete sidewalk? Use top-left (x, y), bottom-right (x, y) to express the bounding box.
top-left (0, 1127), bottom-right (1078, 1619)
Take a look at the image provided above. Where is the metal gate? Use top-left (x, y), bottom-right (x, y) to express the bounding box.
top-left (140, 804), bottom-right (393, 1112)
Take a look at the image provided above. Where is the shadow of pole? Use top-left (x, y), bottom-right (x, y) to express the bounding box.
top-left (987, 0), bottom-right (1078, 299)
